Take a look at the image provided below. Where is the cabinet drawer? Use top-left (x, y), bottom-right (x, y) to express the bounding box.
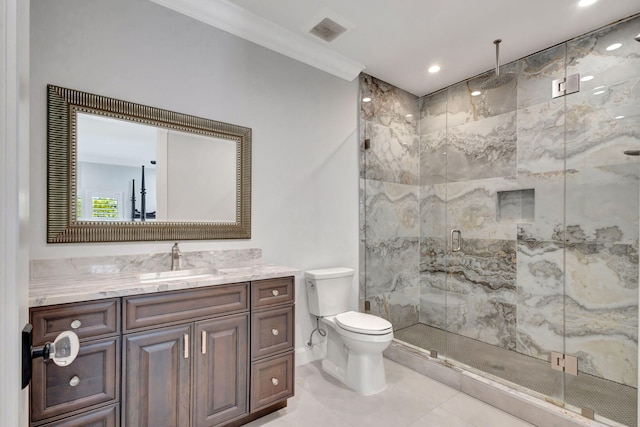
top-left (251, 277), bottom-right (294, 309)
top-left (36, 404), bottom-right (119, 427)
top-left (251, 306), bottom-right (294, 360)
top-left (31, 338), bottom-right (119, 422)
top-left (250, 352), bottom-right (294, 412)
top-left (31, 299), bottom-right (120, 346)
top-left (124, 282), bottom-right (248, 332)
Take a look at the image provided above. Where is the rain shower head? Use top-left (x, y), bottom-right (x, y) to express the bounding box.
top-left (480, 39), bottom-right (516, 90)
top-left (480, 72), bottom-right (516, 90)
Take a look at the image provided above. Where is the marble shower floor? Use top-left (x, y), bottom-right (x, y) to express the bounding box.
top-left (244, 358), bottom-right (534, 427)
top-left (394, 323), bottom-right (637, 427)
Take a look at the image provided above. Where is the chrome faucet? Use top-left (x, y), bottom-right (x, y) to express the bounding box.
top-left (171, 242), bottom-right (182, 270)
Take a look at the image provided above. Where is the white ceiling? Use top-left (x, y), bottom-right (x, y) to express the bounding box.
top-left (153, 0), bottom-right (640, 96)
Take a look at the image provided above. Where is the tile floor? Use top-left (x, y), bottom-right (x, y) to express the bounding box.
top-left (245, 358), bottom-right (535, 427)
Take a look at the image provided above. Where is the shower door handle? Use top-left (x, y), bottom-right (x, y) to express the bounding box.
top-left (451, 229), bottom-right (462, 252)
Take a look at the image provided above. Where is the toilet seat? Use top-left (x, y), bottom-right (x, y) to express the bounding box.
top-left (335, 311), bottom-right (392, 335)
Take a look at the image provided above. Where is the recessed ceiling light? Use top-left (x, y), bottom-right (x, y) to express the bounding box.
top-left (580, 75), bottom-right (594, 82)
top-left (593, 90), bottom-right (605, 95)
top-left (428, 65), bottom-right (441, 73)
top-left (471, 91), bottom-right (482, 96)
top-left (593, 86), bottom-right (605, 90)
top-left (615, 115), bottom-right (625, 119)
top-left (606, 43), bottom-right (622, 51)
top-left (362, 97), bottom-right (372, 103)
top-left (405, 114), bottom-right (413, 118)
top-left (578, 0), bottom-right (597, 6)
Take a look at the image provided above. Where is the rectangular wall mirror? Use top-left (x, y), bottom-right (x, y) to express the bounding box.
top-left (47, 85), bottom-right (251, 242)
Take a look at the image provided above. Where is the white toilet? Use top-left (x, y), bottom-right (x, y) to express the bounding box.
top-left (305, 267), bottom-right (393, 395)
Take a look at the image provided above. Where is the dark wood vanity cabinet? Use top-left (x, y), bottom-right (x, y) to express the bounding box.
top-left (29, 299), bottom-right (121, 427)
top-left (122, 283), bottom-right (250, 427)
top-left (249, 277), bottom-right (295, 412)
top-left (122, 317), bottom-right (250, 427)
top-left (29, 276), bottom-right (294, 427)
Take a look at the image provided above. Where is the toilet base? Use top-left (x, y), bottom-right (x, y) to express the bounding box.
top-left (321, 358), bottom-right (347, 385)
top-left (346, 351), bottom-right (387, 395)
top-left (322, 351), bottom-right (387, 395)
top-left (321, 321), bottom-right (389, 395)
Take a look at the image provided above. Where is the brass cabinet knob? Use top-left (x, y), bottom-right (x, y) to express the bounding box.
top-left (69, 376), bottom-right (80, 387)
top-left (70, 320), bottom-right (81, 329)
top-left (271, 289), bottom-right (279, 296)
top-left (271, 378), bottom-right (279, 386)
top-left (271, 328), bottom-right (279, 336)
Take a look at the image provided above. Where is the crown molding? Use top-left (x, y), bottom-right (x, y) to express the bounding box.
top-left (150, 0), bottom-right (366, 81)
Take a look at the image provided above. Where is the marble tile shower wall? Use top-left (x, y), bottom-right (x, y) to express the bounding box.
top-left (419, 66), bottom-right (521, 352)
top-left (362, 14), bottom-right (640, 388)
top-left (360, 74), bottom-right (421, 330)
top-left (560, 17), bottom-right (639, 387)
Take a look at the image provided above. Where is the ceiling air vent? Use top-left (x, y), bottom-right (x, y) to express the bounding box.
top-left (309, 17), bottom-right (347, 42)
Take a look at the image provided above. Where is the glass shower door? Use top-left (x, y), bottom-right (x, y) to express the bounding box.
top-left (439, 65), bottom-right (541, 394)
top-left (561, 16), bottom-right (639, 426)
top-left (418, 88), bottom-right (449, 360)
top-left (360, 74), bottom-right (422, 336)
top-left (439, 36), bottom-right (580, 405)
top-left (506, 39), bottom-right (571, 406)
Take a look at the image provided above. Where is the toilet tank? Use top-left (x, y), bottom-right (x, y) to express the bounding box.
top-left (305, 267), bottom-right (354, 317)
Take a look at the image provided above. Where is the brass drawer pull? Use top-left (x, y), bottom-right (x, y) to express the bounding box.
top-left (271, 328), bottom-right (279, 336)
top-left (70, 320), bottom-right (82, 329)
top-left (271, 289), bottom-right (279, 296)
top-left (69, 376), bottom-right (80, 387)
top-left (271, 377), bottom-right (279, 386)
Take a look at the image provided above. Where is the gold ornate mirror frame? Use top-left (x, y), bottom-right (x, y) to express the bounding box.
top-left (47, 84), bottom-right (251, 243)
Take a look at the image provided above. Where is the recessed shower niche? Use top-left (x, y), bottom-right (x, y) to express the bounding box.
top-left (496, 189), bottom-right (534, 223)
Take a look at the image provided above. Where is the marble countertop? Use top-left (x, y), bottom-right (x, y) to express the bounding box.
top-left (30, 264), bottom-right (300, 307)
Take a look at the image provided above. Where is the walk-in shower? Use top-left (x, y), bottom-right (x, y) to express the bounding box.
top-left (360, 14), bottom-right (640, 427)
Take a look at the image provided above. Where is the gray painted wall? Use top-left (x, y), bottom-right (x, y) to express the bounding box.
top-left (30, 0), bottom-right (360, 364)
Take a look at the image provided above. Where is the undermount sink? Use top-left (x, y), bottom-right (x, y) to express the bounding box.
top-left (139, 268), bottom-right (221, 283)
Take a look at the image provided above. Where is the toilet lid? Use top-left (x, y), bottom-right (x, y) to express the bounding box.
top-left (335, 311), bottom-right (393, 335)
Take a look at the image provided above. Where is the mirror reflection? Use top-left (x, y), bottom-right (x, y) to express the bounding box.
top-left (76, 113), bottom-right (237, 223)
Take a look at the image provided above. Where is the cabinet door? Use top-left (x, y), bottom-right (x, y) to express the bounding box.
top-left (123, 325), bottom-right (191, 427)
top-left (194, 314), bottom-right (248, 427)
